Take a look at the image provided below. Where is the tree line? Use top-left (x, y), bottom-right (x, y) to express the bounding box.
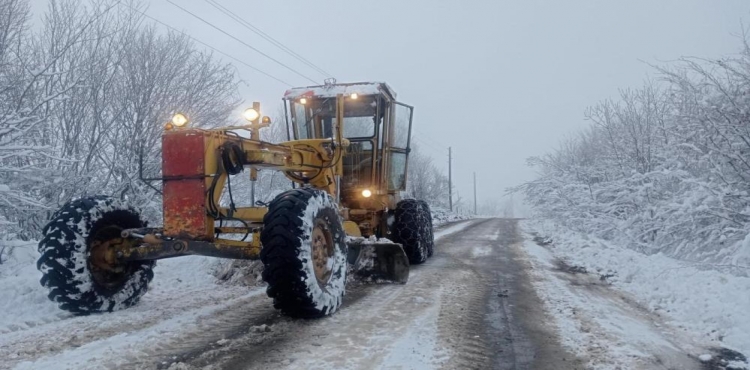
top-left (0, 0), bottom-right (239, 261)
top-left (518, 34), bottom-right (750, 271)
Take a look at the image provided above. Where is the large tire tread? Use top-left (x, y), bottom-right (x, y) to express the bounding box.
top-left (393, 199), bottom-right (430, 264)
top-left (260, 188), bottom-right (347, 318)
top-left (417, 200), bottom-right (435, 257)
top-left (37, 196), bottom-right (155, 315)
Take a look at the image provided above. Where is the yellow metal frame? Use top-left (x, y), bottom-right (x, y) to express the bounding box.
top-left (158, 91), bottom-right (406, 254)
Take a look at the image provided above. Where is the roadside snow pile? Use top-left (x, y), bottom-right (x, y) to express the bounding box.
top-left (213, 260), bottom-right (265, 286)
top-left (431, 207), bottom-right (471, 227)
top-left (0, 243), bottom-right (234, 335)
top-left (0, 239), bottom-right (36, 270)
top-left (524, 219), bottom-right (750, 360)
top-left (0, 244), bottom-right (68, 333)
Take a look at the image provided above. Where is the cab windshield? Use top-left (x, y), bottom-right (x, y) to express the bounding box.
top-left (288, 95), bottom-right (382, 197)
top-left (289, 95), bottom-right (378, 139)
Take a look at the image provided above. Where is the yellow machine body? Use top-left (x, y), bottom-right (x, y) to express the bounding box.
top-left (156, 82), bottom-right (414, 259)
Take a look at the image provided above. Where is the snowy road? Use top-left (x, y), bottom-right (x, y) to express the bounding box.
top-left (181, 218), bottom-right (574, 370)
top-left (1, 218), bottom-right (731, 369)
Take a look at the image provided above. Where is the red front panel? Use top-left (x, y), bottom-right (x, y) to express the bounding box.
top-left (162, 130), bottom-right (209, 239)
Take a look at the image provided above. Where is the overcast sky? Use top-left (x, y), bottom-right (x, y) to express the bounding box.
top-left (30, 0), bottom-right (750, 209)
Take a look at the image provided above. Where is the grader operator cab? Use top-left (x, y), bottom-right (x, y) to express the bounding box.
top-left (36, 82), bottom-right (435, 318)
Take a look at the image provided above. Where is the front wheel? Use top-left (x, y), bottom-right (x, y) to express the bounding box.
top-left (260, 188), bottom-right (347, 318)
top-left (37, 196), bottom-right (155, 314)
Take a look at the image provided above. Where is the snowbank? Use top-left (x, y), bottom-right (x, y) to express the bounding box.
top-left (431, 207), bottom-right (472, 227)
top-left (0, 244), bottom-right (236, 335)
top-left (523, 219), bottom-right (750, 358)
top-left (0, 245), bottom-right (68, 333)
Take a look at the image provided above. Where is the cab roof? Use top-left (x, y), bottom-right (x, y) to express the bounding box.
top-left (283, 82), bottom-right (396, 100)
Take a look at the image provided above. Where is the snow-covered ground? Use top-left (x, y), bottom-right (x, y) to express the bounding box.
top-left (0, 212), bottom-right (476, 369)
top-left (7, 217), bottom-right (743, 369)
top-left (522, 219), bottom-right (749, 370)
top-left (0, 206), bottom-right (471, 331)
top-left (0, 244), bottom-right (69, 333)
top-left (0, 244), bottom-right (257, 369)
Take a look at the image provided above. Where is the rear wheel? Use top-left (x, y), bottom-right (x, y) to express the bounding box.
top-left (37, 196), bottom-right (154, 314)
top-left (260, 188), bottom-right (347, 318)
top-left (392, 199), bottom-right (430, 264)
top-left (417, 200), bottom-right (435, 257)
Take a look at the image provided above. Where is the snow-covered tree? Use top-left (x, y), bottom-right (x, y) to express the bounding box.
top-left (0, 0), bottom-right (242, 264)
top-left (520, 40), bottom-right (750, 272)
top-left (0, 0), bottom-right (93, 242)
top-left (406, 142), bottom-right (450, 209)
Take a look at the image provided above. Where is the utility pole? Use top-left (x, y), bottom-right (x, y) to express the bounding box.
top-left (473, 172), bottom-right (477, 215)
top-left (448, 147), bottom-right (452, 212)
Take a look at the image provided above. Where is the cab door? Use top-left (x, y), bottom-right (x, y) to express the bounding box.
top-left (387, 102), bottom-right (413, 192)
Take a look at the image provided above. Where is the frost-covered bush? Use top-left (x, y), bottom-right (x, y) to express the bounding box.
top-left (520, 42), bottom-right (750, 273)
top-left (431, 207), bottom-right (472, 227)
top-left (0, 0), bottom-right (241, 252)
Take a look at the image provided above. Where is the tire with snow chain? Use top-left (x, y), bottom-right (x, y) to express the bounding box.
top-left (417, 200), bottom-right (435, 257)
top-left (37, 196), bottom-right (155, 315)
top-left (260, 188), bottom-right (347, 318)
top-left (392, 199), bottom-right (430, 264)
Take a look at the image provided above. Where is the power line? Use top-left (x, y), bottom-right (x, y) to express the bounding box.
top-left (414, 128), bottom-right (449, 149)
top-left (412, 136), bottom-right (445, 156)
top-left (120, 3), bottom-right (292, 86)
top-left (412, 133), bottom-right (447, 154)
top-left (203, 0), bottom-right (332, 78)
top-left (165, 0), bottom-right (320, 85)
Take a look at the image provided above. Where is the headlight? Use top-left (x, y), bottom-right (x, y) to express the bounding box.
top-left (350, 93), bottom-right (358, 100)
top-left (299, 98), bottom-right (308, 105)
top-left (171, 113), bottom-right (188, 127)
top-left (361, 189), bottom-right (372, 198)
top-left (243, 108), bottom-right (260, 122)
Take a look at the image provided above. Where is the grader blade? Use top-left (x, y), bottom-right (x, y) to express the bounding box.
top-left (347, 238), bottom-right (409, 284)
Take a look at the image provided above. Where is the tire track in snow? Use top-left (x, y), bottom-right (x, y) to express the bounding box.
top-left (203, 264), bottom-right (444, 369)
top-left (437, 270), bottom-right (494, 369)
top-left (142, 282), bottom-right (398, 369)
top-left (437, 219), bottom-right (523, 369)
top-left (436, 218), bottom-right (580, 370)
top-left (1, 278), bottom-right (256, 369)
top-left (433, 223), bottom-right (495, 369)
top-left (520, 230), bottom-right (708, 370)
top-left (11, 289), bottom-right (272, 370)
top-left (181, 218), bottom-right (575, 370)
top-left (178, 220), bottom-right (484, 370)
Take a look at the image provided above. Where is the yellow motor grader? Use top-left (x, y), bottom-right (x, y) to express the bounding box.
top-left (36, 82), bottom-right (434, 318)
